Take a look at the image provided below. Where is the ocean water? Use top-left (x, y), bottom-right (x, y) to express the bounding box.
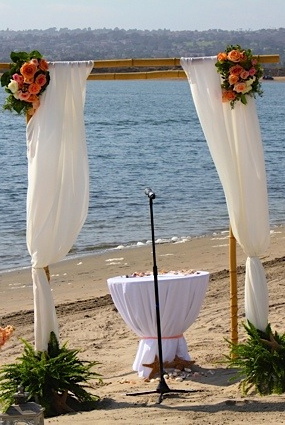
top-left (0, 80), bottom-right (284, 271)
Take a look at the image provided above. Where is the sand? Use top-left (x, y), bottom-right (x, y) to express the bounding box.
top-left (1, 226), bottom-right (285, 424)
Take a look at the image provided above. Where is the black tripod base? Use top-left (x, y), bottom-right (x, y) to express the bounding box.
top-left (126, 376), bottom-right (201, 404)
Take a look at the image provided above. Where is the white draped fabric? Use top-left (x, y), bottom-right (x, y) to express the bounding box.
top-left (26, 61), bottom-right (93, 351)
top-left (181, 57), bottom-right (270, 331)
top-left (108, 272), bottom-right (209, 378)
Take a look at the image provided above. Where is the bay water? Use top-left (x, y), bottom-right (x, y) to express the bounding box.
top-left (0, 80), bottom-right (284, 271)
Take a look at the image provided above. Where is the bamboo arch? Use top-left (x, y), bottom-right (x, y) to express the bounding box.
top-left (0, 54), bottom-right (280, 346)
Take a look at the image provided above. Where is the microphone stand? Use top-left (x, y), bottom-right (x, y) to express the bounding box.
top-left (126, 188), bottom-right (200, 404)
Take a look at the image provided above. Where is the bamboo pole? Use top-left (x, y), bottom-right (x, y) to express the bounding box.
top-left (229, 227), bottom-right (238, 346)
top-left (88, 69), bottom-right (187, 80)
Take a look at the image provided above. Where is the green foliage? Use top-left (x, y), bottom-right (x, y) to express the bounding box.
top-left (0, 332), bottom-right (101, 417)
top-left (225, 321), bottom-right (285, 395)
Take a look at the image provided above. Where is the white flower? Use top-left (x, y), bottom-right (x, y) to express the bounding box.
top-left (242, 85), bottom-right (253, 94)
top-left (8, 79), bottom-right (18, 94)
top-left (246, 77), bottom-right (256, 86)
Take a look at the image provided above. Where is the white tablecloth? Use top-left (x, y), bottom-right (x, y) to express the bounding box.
top-left (107, 271), bottom-right (210, 377)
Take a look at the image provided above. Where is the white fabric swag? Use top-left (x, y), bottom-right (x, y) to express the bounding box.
top-left (181, 57), bottom-right (270, 331)
top-left (26, 61), bottom-right (93, 351)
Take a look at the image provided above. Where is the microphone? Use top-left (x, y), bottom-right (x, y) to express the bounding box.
top-left (144, 187), bottom-right (156, 199)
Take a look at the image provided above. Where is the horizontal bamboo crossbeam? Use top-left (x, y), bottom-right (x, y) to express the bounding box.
top-left (88, 70), bottom-right (187, 80)
top-left (93, 58), bottom-right (182, 68)
top-left (0, 55), bottom-right (280, 80)
top-left (0, 54), bottom-right (279, 69)
top-left (91, 55), bottom-right (280, 68)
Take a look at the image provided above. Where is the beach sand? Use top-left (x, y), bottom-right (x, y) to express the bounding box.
top-left (1, 227), bottom-right (285, 424)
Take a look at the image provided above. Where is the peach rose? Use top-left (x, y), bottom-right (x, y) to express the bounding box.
top-left (26, 94), bottom-right (38, 103)
top-left (240, 70), bottom-right (250, 79)
top-left (30, 58), bottom-right (39, 66)
top-left (18, 91), bottom-right (31, 101)
top-left (39, 59), bottom-right (49, 71)
top-left (222, 89), bottom-right (236, 102)
top-left (35, 73), bottom-right (47, 86)
top-left (233, 82), bottom-right (248, 93)
top-left (229, 65), bottom-right (243, 75)
top-left (20, 62), bottom-right (37, 79)
top-left (28, 82), bottom-right (41, 94)
top-left (227, 49), bottom-right (242, 62)
top-left (228, 74), bottom-right (239, 85)
top-left (217, 52), bottom-right (228, 62)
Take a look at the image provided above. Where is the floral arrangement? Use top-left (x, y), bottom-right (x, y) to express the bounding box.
top-left (0, 325), bottom-right (14, 349)
top-left (215, 44), bottom-right (263, 108)
top-left (1, 50), bottom-right (50, 116)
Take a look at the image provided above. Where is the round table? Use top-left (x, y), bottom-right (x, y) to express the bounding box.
top-left (107, 271), bottom-right (210, 378)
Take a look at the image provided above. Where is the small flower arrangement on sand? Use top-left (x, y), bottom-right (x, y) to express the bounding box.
top-left (1, 50), bottom-right (50, 116)
top-left (215, 44), bottom-right (263, 108)
top-left (0, 325), bottom-right (14, 349)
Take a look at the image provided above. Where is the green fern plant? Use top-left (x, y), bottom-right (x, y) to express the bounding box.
top-left (0, 331), bottom-right (101, 417)
top-left (225, 321), bottom-right (285, 395)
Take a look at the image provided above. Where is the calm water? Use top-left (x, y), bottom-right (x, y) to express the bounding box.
top-left (0, 80), bottom-right (284, 271)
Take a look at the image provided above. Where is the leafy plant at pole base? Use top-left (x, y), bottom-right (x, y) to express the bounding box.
top-left (0, 332), bottom-right (102, 417)
top-left (225, 321), bottom-right (285, 395)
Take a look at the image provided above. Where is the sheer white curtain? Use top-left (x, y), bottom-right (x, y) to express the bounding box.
top-left (26, 61), bottom-right (93, 351)
top-left (181, 57), bottom-right (270, 331)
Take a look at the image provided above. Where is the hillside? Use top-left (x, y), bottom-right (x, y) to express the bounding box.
top-left (0, 28), bottom-right (284, 74)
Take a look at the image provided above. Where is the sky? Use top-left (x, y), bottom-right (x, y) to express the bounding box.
top-left (0, 0), bottom-right (284, 32)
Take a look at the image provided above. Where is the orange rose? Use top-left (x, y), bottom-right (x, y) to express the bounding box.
top-left (222, 89), bottom-right (236, 102)
top-left (20, 62), bottom-right (37, 79)
top-left (227, 49), bottom-right (242, 62)
top-left (229, 65), bottom-right (243, 75)
top-left (35, 73), bottom-right (47, 86)
top-left (18, 91), bottom-right (31, 101)
top-left (240, 70), bottom-right (250, 79)
top-left (26, 94), bottom-right (38, 103)
top-left (30, 58), bottom-right (39, 66)
top-left (233, 82), bottom-right (247, 93)
top-left (24, 77), bottom-right (34, 84)
top-left (28, 82), bottom-right (41, 95)
top-left (228, 74), bottom-right (239, 85)
top-left (39, 59), bottom-right (49, 71)
top-left (217, 52), bottom-right (228, 62)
